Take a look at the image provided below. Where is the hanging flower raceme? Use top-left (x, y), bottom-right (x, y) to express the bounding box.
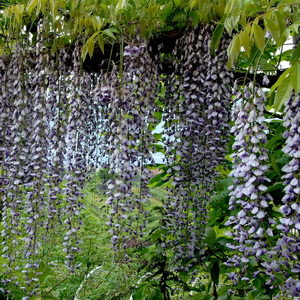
top-left (274, 94), bottom-right (300, 297)
top-left (162, 24), bottom-right (233, 269)
top-left (44, 50), bottom-right (70, 230)
top-left (105, 43), bottom-right (159, 249)
top-left (0, 42), bottom-right (98, 295)
top-left (225, 84), bottom-right (275, 284)
top-left (1, 48), bottom-right (28, 288)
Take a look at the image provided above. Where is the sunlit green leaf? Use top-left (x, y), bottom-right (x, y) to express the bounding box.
top-left (264, 17), bottom-right (281, 45)
top-left (270, 67), bottom-right (290, 94)
top-left (252, 24), bottom-right (265, 52)
top-left (86, 36), bottom-right (95, 58)
top-left (210, 23), bottom-right (224, 53)
top-left (115, 0), bottom-right (127, 13)
top-left (291, 44), bottom-right (300, 64)
top-left (98, 35), bottom-right (105, 53)
top-left (225, 0), bottom-right (243, 15)
top-left (291, 62), bottom-right (300, 94)
top-left (26, 0), bottom-right (38, 14)
top-left (81, 43), bottom-right (88, 62)
top-left (204, 227), bottom-right (216, 246)
top-left (239, 26), bottom-right (251, 54)
top-left (227, 33), bottom-right (240, 69)
top-left (272, 10), bottom-right (287, 45)
top-left (103, 28), bottom-right (118, 39)
top-left (273, 76), bottom-right (293, 111)
top-left (224, 15), bottom-right (240, 34)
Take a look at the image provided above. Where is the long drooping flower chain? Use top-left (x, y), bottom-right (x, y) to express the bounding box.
top-left (274, 94), bottom-right (300, 297)
top-left (105, 43), bottom-right (159, 249)
top-left (0, 44), bottom-right (98, 294)
top-left (1, 47), bottom-right (33, 290)
top-left (162, 25), bottom-right (233, 269)
top-left (225, 84), bottom-right (276, 286)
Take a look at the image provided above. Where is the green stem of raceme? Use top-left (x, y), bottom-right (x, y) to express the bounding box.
top-left (240, 47), bottom-right (260, 97)
top-left (107, 40), bottom-right (115, 73)
top-left (239, 37), bottom-right (271, 99)
top-left (252, 38), bottom-right (271, 94)
top-left (275, 44), bottom-right (284, 70)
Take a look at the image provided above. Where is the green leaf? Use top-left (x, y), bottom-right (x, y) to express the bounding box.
top-left (264, 17), bottom-right (281, 45)
top-left (291, 62), bottom-right (300, 94)
top-left (27, 0), bottom-right (38, 14)
top-left (149, 172), bottom-right (168, 187)
top-left (150, 229), bottom-right (167, 242)
top-left (270, 154), bottom-right (281, 176)
top-left (49, 0), bottom-right (57, 19)
top-left (204, 227), bottom-right (216, 246)
top-left (115, 0), bottom-right (127, 13)
top-left (189, 0), bottom-right (198, 9)
top-left (152, 143), bottom-right (164, 152)
top-left (149, 289), bottom-right (164, 300)
top-left (291, 44), bottom-right (300, 64)
top-left (210, 24), bottom-right (224, 53)
top-left (132, 284), bottom-right (164, 300)
top-left (252, 24), bottom-right (265, 52)
top-left (86, 36), bottom-right (95, 58)
top-left (273, 76), bottom-right (293, 111)
top-left (153, 111), bottom-right (162, 120)
top-left (98, 35), bottom-right (105, 53)
top-left (81, 43), bottom-right (88, 62)
top-left (103, 28), bottom-right (118, 39)
top-left (132, 284), bottom-right (148, 300)
top-left (288, 20), bottom-right (300, 34)
top-left (266, 182), bottom-right (284, 193)
top-left (227, 34), bottom-right (241, 69)
top-left (270, 67), bottom-right (290, 94)
top-left (239, 27), bottom-right (251, 54)
top-left (36, 261), bottom-right (53, 284)
top-left (247, 292), bottom-right (255, 300)
top-left (225, 0), bottom-right (243, 15)
top-left (153, 132), bottom-right (163, 140)
top-left (266, 134), bottom-right (283, 150)
top-left (224, 15), bottom-right (240, 34)
top-left (274, 11), bottom-right (287, 44)
top-left (253, 276), bottom-right (264, 290)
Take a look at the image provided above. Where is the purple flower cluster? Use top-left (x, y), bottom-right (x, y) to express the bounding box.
top-left (274, 94), bottom-right (300, 297)
top-left (0, 43), bottom-right (101, 295)
top-left (225, 84), bottom-right (275, 281)
top-left (104, 42), bottom-right (160, 249)
top-left (162, 25), bottom-right (233, 269)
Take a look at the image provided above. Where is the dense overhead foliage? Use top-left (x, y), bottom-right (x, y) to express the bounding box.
top-left (0, 0), bottom-right (300, 299)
